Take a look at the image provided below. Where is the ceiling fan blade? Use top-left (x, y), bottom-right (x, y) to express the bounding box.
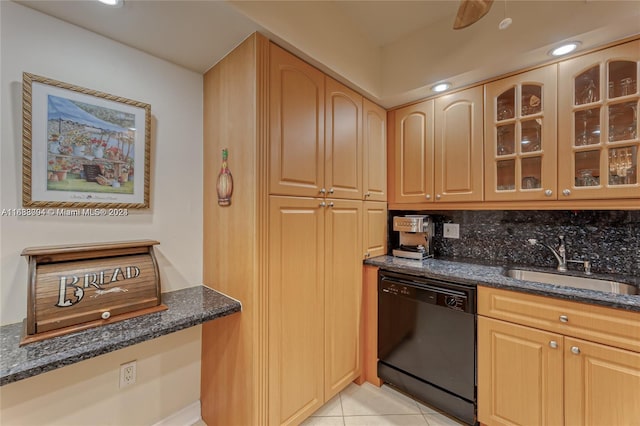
top-left (453, 0), bottom-right (494, 30)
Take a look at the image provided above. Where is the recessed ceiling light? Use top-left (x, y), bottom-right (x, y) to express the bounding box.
top-left (98, 0), bottom-right (123, 7)
top-left (432, 82), bottom-right (452, 93)
top-left (550, 42), bottom-right (580, 57)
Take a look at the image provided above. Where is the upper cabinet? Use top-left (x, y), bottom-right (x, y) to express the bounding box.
top-left (558, 40), bottom-right (640, 200)
top-left (270, 43), bottom-right (326, 197)
top-left (434, 86), bottom-right (484, 202)
top-left (325, 77), bottom-right (363, 200)
top-left (363, 99), bottom-right (387, 201)
top-left (484, 65), bottom-right (558, 201)
top-left (389, 86), bottom-right (483, 204)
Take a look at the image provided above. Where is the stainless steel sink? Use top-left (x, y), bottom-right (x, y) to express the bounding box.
top-left (506, 269), bottom-right (638, 295)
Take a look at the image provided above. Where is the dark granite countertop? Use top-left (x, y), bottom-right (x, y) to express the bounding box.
top-left (0, 285), bottom-right (241, 386)
top-left (365, 255), bottom-right (640, 312)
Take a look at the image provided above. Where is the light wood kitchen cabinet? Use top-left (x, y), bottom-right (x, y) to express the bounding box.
top-left (326, 77), bottom-right (363, 200)
top-left (324, 199), bottom-right (364, 400)
top-left (558, 40), bottom-right (640, 200)
top-left (389, 86), bottom-right (483, 204)
top-left (363, 98), bottom-right (387, 201)
top-left (478, 286), bottom-right (640, 426)
top-left (478, 316), bottom-right (564, 426)
top-left (363, 201), bottom-right (387, 259)
top-left (389, 100), bottom-right (435, 203)
top-left (484, 65), bottom-right (558, 201)
top-left (269, 196), bottom-right (326, 425)
top-left (434, 86), bottom-right (484, 202)
top-left (270, 43), bottom-right (326, 198)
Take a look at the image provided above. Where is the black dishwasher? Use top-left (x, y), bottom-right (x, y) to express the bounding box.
top-left (378, 270), bottom-right (477, 425)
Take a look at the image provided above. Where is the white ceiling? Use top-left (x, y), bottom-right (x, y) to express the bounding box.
top-left (14, 0), bottom-right (640, 108)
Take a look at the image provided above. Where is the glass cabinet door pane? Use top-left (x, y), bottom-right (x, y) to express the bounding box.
top-left (497, 88), bottom-right (515, 121)
top-left (609, 61), bottom-right (638, 99)
top-left (609, 146), bottom-right (637, 185)
top-left (575, 66), bottom-right (600, 105)
top-left (575, 150), bottom-right (600, 187)
top-left (609, 101), bottom-right (638, 142)
top-left (521, 119), bottom-right (542, 152)
top-left (574, 108), bottom-right (601, 146)
top-left (521, 157), bottom-right (542, 189)
top-left (496, 160), bottom-right (515, 190)
top-left (522, 84), bottom-right (542, 116)
top-left (497, 124), bottom-right (515, 155)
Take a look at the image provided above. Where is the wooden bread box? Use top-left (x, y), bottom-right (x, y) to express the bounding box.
top-left (20, 240), bottom-right (166, 345)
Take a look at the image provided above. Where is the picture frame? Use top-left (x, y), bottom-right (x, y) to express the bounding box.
top-left (22, 72), bottom-right (151, 209)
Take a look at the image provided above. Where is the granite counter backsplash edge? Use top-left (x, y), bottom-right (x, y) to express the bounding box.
top-left (365, 256), bottom-right (640, 312)
top-left (0, 285), bottom-right (241, 386)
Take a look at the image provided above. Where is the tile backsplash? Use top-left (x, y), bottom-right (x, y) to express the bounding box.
top-left (389, 210), bottom-right (640, 276)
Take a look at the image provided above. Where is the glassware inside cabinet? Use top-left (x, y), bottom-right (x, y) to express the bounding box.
top-left (496, 160), bottom-right (515, 191)
top-left (521, 119), bottom-right (542, 152)
top-left (608, 60), bottom-right (637, 99)
top-left (574, 150), bottom-right (600, 187)
top-left (574, 108), bottom-right (601, 146)
top-left (575, 67), bottom-right (600, 105)
top-left (608, 102), bottom-right (637, 142)
top-left (608, 146), bottom-right (637, 185)
top-left (497, 124), bottom-right (515, 155)
top-left (522, 85), bottom-right (542, 116)
top-left (497, 88), bottom-right (515, 121)
top-left (521, 157), bottom-right (542, 189)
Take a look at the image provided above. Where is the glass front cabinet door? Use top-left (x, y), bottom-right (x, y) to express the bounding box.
top-left (558, 40), bottom-right (640, 200)
top-left (484, 65), bottom-right (558, 201)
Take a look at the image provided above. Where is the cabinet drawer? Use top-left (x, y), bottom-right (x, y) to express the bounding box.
top-left (478, 286), bottom-right (640, 352)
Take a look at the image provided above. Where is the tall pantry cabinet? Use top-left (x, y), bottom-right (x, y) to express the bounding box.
top-left (202, 33), bottom-right (384, 426)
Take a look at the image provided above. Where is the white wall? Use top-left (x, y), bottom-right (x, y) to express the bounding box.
top-left (0, 2), bottom-right (204, 424)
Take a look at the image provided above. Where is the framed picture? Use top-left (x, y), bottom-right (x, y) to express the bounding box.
top-left (22, 72), bottom-right (151, 208)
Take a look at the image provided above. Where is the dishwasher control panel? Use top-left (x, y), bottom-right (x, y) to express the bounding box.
top-left (379, 276), bottom-right (472, 313)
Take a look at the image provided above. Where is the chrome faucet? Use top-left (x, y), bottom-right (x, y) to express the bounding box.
top-left (527, 235), bottom-right (592, 275)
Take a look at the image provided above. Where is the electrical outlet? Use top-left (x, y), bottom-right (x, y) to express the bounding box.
top-left (443, 223), bottom-right (460, 239)
top-left (119, 360), bottom-right (136, 388)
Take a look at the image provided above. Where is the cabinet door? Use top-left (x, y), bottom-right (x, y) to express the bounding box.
top-left (434, 86), bottom-right (484, 202)
top-left (391, 100), bottom-right (435, 203)
top-left (363, 200), bottom-right (387, 259)
top-left (270, 44), bottom-right (325, 197)
top-left (325, 199), bottom-right (363, 400)
top-left (269, 196), bottom-right (325, 425)
top-left (564, 337), bottom-right (640, 425)
top-left (363, 98), bottom-right (387, 201)
top-left (326, 77), bottom-right (363, 200)
top-left (478, 316), bottom-right (564, 426)
top-left (558, 40), bottom-right (640, 200)
top-left (484, 65), bottom-right (558, 201)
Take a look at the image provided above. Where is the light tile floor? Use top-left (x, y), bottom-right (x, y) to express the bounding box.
top-left (300, 382), bottom-right (466, 426)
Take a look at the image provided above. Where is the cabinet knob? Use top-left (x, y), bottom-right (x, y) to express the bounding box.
top-left (320, 201), bottom-right (326, 207)
top-left (544, 189), bottom-right (553, 197)
top-left (562, 189), bottom-right (571, 197)
top-left (549, 340), bottom-right (558, 349)
top-left (559, 315), bottom-right (569, 323)
top-left (328, 202), bottom-right (334, 207)
top-left (320, 188), bottom-right (326, 194)
top-left (101, 311), bottom-right (111, 320)
top-left (329, 188), bottom-right (334, 194)
top-left (436, 194), bottom-right (441, 200)
top-left (571, 346), bottom-right (581, 355)
top-left (425, 194), bottom-right (431, 200)
top-left (365, 192), bottom-right (371, 198)
top-left (365, 252), bottom-right (370, 258)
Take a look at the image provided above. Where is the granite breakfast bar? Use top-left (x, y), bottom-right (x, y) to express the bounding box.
top-left (0, 285), bottom-right (241, 386)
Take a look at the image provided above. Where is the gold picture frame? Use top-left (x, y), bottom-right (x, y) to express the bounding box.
top-left (22, 72), bottom-right (151, 208)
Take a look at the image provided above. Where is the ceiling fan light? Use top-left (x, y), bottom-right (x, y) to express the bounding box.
top-left (432, 82), bottom-right (452, 93)
top-left (550, 42), bottom-right (580, 57)
top-left (98, 0), bottom-right (123, 7)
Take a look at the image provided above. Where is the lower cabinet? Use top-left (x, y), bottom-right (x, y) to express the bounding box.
top-left (269, 196), bottom-right (363, 425)
top-left (478, 286), bottom-right (640, 426)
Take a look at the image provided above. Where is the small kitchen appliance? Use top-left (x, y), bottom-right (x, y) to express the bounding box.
top-left (392, 215), bottom-right (434, 260)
